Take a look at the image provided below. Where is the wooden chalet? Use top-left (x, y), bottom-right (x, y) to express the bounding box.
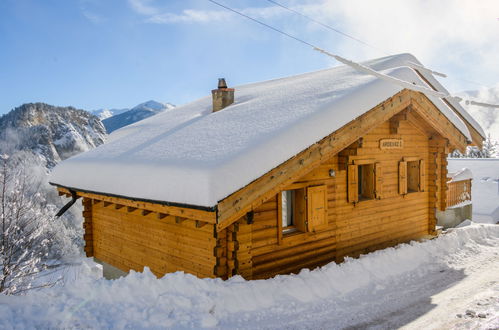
top-left (51, 54), bottom-right (485, 280)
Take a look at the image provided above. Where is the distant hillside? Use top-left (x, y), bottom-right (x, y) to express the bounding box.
top-left (458, 86), bottom-right (499, 140)
top-left (102, 100), bottom-right (174, 133)
top-left (0, 103), bottom-right (106, 168)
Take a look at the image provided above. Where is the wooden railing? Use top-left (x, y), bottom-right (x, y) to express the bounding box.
top-left (446, 179), bottom-right (472, 208)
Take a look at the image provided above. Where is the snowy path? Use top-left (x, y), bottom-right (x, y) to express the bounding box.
top-left (1, 224), bottom-right (498, 329)
top-left (400, 249), bottom-right (498, 330)
top-left (219, 226), bottom-right (499, 330)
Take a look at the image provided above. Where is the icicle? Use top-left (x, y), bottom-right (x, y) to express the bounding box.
top-left (464, 100), bottom-right (499, 109)
top-left (314, 47), bottom-right (499, 110)
top-left (405, 61), bottom-right (447, 78)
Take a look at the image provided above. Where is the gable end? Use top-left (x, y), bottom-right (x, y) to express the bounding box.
top-left (216, 89), bottom-right (470, 231)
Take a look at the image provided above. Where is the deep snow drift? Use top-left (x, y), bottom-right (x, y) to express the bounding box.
top-left (1, 223), bottom-right (498, 329)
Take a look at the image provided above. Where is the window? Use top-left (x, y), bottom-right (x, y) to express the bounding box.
top-left (399, 158), bottom-right (425, 194)
top-left (280, 188), bottom-right (306, 234)
top-left (407, 161), bottom-right (419, 192)
top-left (278, 185), bottom-right (328, 238)
top-left (358, 164), bottom-right (375, 200)
top-left (348, 161), bottom-right (382, 203)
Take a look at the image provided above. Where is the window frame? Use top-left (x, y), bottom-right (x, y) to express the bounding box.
top-left (277, 183), bottom-right (328, 243)
top-left (348, 158), bottom-right (383, 204)
top-left (399, 157), bottom-right (426, 195)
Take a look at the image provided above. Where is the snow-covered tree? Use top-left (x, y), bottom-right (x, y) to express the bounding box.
top-left (450, 133), bottom-right (498, 158)
top-left (481, 133), bottom-right (498, 158)
top-left (0, 154), bottom-right (62, 294)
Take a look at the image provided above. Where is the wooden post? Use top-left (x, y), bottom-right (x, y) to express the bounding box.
top-left (82, 198), bottom-right (94, 257)
top-left (226, 223), bottom-right (238, 277)
top-left (214, 226), bottom-right (228, 279)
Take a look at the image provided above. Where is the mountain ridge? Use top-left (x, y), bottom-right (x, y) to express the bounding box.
top-left (0, 102), bottom-right (106, 168)
top-left (101, 100), bottom-right (174, 133)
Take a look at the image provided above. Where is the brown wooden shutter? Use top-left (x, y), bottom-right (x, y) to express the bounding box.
top-left (374, 162), bottom-right (383, 199)
top-left (294, 188), bottom-right (308, 233)
top-left (348, 164), bottom-right (359, 203)
top-left (307, 185), bottom-right (328, 231)
top-left (399, 161), bottom-right (408, 195)
top-left (419, 159), bottom-right (426, 192)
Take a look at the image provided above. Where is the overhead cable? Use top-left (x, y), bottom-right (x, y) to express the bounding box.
top-left (206, 0), bottom-right (499, 109)
top-left (264, 0), bottom-right (388, 55)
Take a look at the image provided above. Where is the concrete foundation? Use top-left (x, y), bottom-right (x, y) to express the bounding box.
top-left (436, 203), bottom-right (472, 229)
top-left (94, 258), bottom-right (127, 280)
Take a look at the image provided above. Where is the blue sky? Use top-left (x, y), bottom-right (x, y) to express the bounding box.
top-left (1, 0), bottom-right (498, 114)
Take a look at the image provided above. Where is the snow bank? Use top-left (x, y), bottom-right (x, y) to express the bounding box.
top-left (50, 53), bottom-right (474, 207)
top-left (448, 168), bottom-right (473, 182)
top-left (455, 219), bottom-right (473, 228)
top-left (448, 159), bottom-right (499, 224)
top-left (1, 224), bottom-right (498, 329)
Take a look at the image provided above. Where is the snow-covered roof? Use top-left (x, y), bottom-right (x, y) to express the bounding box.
top-left (50, 53), bottom-right (480, 208)
top-left (448, 168), bottom-right (473, 182)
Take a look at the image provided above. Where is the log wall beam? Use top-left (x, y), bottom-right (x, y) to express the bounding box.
top-left (56, 187), bottom-right (216, 224)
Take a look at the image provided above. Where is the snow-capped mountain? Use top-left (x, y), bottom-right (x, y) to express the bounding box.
top-left (458, 86), bottom-right (499, 140)
top-left (91, 108), bottom-right (129, 120)
top-left (102, 100), bottom-right (175, 133)
top-left (0, 103), bottom-right (106, 168)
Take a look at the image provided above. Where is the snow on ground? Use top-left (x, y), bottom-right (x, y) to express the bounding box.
top-left (1, 223), bottom-right (498, 329)
top-left (448, 158), bottom-right (499, 224)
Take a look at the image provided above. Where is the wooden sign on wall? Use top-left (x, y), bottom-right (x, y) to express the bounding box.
top-left (379, 138), bottom-right (403, 149)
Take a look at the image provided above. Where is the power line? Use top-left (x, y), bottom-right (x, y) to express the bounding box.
top-left (264, 0), bottom-right (494, 91)
top-left (206, 0), bottom-right (499, 109)
top-left (206, 0), bottom-right (315, 48)
top-left (207, 0), bottom-right (447, 97)
top-left (264, 0), bottom-right (389, 55)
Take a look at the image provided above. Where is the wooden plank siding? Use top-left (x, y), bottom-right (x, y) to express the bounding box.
top-left (90, 201), bottom-right (217, 278)
top-left (230, 113), bottom-right (446, 279)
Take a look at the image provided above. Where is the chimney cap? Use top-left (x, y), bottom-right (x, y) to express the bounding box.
top-left (218, 78), bottom-right (228, 89)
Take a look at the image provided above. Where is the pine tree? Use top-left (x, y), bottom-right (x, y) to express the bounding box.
top-left (481, 133), bottom-right (498, 158)
top-left (451, 134), bottom-right (499, 158)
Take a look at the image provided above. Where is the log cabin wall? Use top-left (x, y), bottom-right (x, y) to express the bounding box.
top-left (89, 201), bottom-right (217, 278)
top-left (333, 119), bottom-right (432, 260)
top-left (232, 114), bottom-right (445, 279)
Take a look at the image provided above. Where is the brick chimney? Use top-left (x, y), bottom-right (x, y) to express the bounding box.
top-left (211, 78), bottom-right (234, 112)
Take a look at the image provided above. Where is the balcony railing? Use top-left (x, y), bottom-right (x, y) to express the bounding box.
top-left (446, 179), bottom-right (472, 208)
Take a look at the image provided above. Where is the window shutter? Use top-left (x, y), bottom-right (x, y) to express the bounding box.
top-left (374, 162), bottom-right (383, 199)
top-left (307, 185), bottom-right (328, 231)
top-left (348, 164), bottom-right (359, 203)
top-left (419, 159), bottom-right (425, 192)
top-left (399, 161), bottom-right (408, 195)
top-left (294, 188), bottom-right (307, 232)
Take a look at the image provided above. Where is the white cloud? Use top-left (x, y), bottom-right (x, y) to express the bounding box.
top-left (79, 0), bottom-right (105, 24)
top-left (81, 9), bottom-right (103, 23)
top-left (128, 0), bottom-right (159, 16)
top-left (128, 0), bottom-right (284, 24)
top-left (301, 0), bottom-right (499, 90)
top-left (146, 9), bottom-right (232, 24)
top-left (128, 0), bottom-right (499, 91)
